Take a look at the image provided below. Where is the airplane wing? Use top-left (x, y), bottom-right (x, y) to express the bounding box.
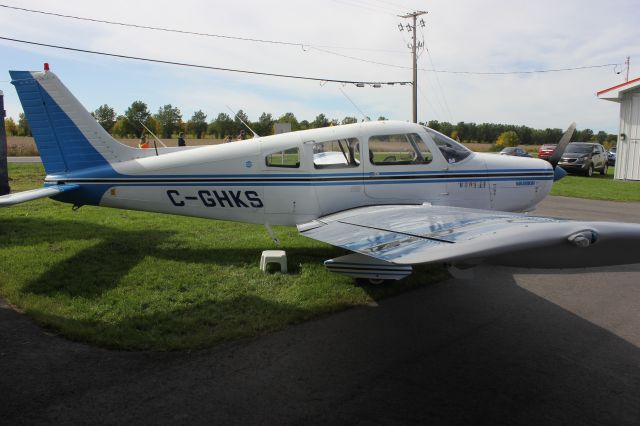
top-left (0, 184), bottom-right (79, 207)
top-left (297, 204), bottom-right (640, 268)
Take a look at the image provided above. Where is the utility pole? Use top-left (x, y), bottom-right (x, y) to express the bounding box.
top-left (0, 91), bottom-right (9, 196)
top-left (399, 10), bottom-right (427, 123)
top-left (625, 56), bottom-right (630, 82)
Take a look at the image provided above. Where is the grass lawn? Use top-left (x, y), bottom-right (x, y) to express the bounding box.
top-left (0, 164), bottom-right (447, 350)
top-left (550, 166), bottom-right (640, 202)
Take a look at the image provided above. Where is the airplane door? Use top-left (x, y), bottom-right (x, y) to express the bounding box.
top-left (310, 137), bottom-right (365, 215)
top-left (261, 140), bottom-right (321, 224)
top-left (363, 132), bottom-right (445, 203)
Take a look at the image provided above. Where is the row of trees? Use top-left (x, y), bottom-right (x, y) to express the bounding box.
top-left (87, 103), bottom-right (381, 140)
top-left (426, 120), bottom-right (617, 146)
top-left (4, 113), bottom-right (32, 137)
top-left (4, 100), bottom-right (617, 146)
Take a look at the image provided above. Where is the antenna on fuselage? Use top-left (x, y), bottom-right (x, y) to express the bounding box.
top-left (226, 106), bottom-right (259, 138)
top-left (338, 87), bottom-right (369, 122)
top-left (138, 121), bottom-right (167, 156)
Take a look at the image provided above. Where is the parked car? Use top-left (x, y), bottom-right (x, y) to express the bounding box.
top-left (499, 147), bottom-right (531, 157)
top-left (538, 144), bottom-right (557, 161)
top-left (607, 147), bottom-right (617, 166)
top-left (557, 142), bottom-right (608, 177)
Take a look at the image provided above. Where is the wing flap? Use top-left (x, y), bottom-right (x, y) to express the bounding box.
top-left (298, 204), bottom-right (640, 268)
top-left (0, 184), bottom-right (79, 207)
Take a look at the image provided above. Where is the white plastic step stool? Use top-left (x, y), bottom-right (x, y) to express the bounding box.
top-left (260, 250), bottom-right (287, 273)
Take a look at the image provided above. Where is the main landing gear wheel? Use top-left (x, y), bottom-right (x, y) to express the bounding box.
top-left (356, 278), bottom-right (392, 286)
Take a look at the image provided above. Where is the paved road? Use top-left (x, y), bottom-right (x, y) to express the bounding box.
top-left (6, 156), bottom-right (41, 163)
top-left (2, 196), bottom-right (640, 425)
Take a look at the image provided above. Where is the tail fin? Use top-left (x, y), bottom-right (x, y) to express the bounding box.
top-left (10, 69), bottom-right (136, 175)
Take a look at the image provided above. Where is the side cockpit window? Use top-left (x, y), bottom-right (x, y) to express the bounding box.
top-left (266, 147), bottom-right (300, 168)
top-left (313, 138), bottom-right (360, 169)
top-left (424, 128), bottom-right (471, 164)
top-left (368, 133), bottom-right (432, 166)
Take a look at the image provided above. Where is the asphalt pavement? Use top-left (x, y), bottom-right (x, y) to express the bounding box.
top-left (2, 196), bottom-right (640, 425)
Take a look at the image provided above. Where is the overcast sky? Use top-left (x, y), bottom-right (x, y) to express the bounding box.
top-left (0, 0), bottom-right (638, 133)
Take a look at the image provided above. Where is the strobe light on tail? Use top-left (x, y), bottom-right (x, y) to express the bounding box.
top-left (2, 67), bottom-right (640, 282)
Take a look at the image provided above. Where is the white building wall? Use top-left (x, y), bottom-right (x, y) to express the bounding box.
top-left (615, 93), bottom-right (640, 181)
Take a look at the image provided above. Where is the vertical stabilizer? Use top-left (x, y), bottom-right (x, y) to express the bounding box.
top-left (10, 69), bottom-right (138, 175)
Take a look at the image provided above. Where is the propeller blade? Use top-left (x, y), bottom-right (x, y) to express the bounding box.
top-left (548, 122), bottom-right (576, 167)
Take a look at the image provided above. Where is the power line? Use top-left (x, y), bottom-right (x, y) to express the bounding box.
top-left (313, 45), bottom-right (621, 75)
top-left (367, 0), bottom-right (409, 9)
top-left (311, 46), bottom-right (407, 69)
top-left (423, 47), bottom-right (454, 123)
top-left (427, 63), bottom-right (622, 75)
top-left (329, 0), bottom-right (397, 16)
top-left (417, 80), bottom-right (443, 122)
top-left (0, 3), bottom-right (406, 54)
top-left (0, 35), bottom-right (411, 86)
top-left (1, 3), bottom-right (621, 75)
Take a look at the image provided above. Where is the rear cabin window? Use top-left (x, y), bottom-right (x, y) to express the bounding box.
top-left (368, 133), bottom-right (432, 166)
top-left (266, 147), bottom-right (300, 168)
top-left (313, 138), bottom-right (360, 169)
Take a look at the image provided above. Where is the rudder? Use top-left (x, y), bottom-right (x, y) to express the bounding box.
top-left (10, 69), bottom-right (134, 175)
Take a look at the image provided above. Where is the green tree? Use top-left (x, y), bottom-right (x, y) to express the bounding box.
top-left (187, 110), bottom-right (208, 139)
top-left (4, 117), bottom-right (17, 136)
top-left (155, 104), bottom-right (182, 138)
top-left (298, 120), bottom-right (310, 130)
top-left (377, 116), bottom-right (387, 121)
top-left (595, 131), bottom-right (608, 144)
top-left (342, 116), bottom-right (358, 125)
top-left (575, 128), bottom-right (594, 142)
top-left (208, 113), bottom-right (235, 139)
top-left (146, 116), bottom-right (161, 136)
top-left (443, 123), bottom-right (455, 138)
top-left (253, 112), bottom-right (274, 136)
top-left (92, 104), bottom-right (116, 133)
top-left (496, 130), bottom-right (520, 148)
top-left (278, 112), bottom-right (299, 131)
top-left (124, 101), bottom-right (151, 137)
top-left (111, 115), bottom-right (127, 137)
top-left (233, 110), bottom-right (250, 136)
top-left (311, 113), bottom-right (329, 128)
top-left (17, 113), bottom-right (31, 136)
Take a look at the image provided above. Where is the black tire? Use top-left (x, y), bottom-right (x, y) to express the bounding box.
top-left (600, 163), bottom-right (608, 176)
top-left (585, 164), bottom-right (593, 177)
top-left (356, 278), bottom-right (392, 286)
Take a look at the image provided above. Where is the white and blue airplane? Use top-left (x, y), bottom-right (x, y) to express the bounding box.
top-left (2, 66), bottom-right (640, 283)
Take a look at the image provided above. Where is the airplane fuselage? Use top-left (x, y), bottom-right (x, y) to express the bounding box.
top-left (45, 121), bottom-right (554, 226)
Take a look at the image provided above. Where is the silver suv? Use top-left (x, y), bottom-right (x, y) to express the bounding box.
top-left (558, 142), bottom-right (608, 177)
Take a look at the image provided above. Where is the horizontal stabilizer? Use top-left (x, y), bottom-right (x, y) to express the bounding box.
top-left (0, 184), bottom-right (79, 207)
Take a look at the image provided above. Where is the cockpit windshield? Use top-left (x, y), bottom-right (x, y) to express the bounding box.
top-left (423, 127), bottom-right (472, 163)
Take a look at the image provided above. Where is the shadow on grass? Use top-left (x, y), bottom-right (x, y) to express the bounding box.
top-left (27, 264), bottom-right (448, 351)
top-left (28, 294), bottom-right (311, 350)
top-left (1, 215), bottom-right (447, 350)
top-left (0, 217), bottom-right (345, 298)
